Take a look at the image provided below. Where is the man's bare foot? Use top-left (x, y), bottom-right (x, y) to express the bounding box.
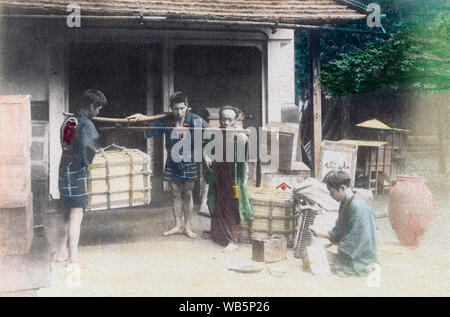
top-left (68, 253), bottom-right (81, 266)
top-left (163, 226), bottom-right (184, 236)
top-left (66, 262), bottom-right (81, 270)
top-left (184, 228), bottom-right (197, 239)
top-left (53, 248), bottom-right (68, 263)
top-left (222, 242), bottom-right (238, 253)
top-left (55, 255), bottom-right (68, 263)
top-left (201, 231), bottom-right (211, 240)
top-left (198, 203), bottom-right (210, 216)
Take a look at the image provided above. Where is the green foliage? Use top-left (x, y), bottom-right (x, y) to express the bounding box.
top-left (320, 29), bottom-right (413, 95)
top-left (405, 4), bottom-right (450, 92)
top-left (319, 0), bottom-right (450, 96)
top-left (295, 0), bottom-right (400, 98)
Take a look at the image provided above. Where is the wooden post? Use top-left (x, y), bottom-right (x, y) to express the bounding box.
top-left (162, 40), bottom-right (174, 192)
top-left (146, 49), bottom-right (155, 188)
top-left (48, 41), bottom-right (68, 199)
top-left (297, 106), bottom-right (303, 162)
top-left (309, 31), bottom-right (322, 178)
top-left (340, 97), bottom-right (351, 140)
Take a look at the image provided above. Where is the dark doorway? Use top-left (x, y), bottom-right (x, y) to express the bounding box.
top-left (173, 45), bottom-right (262, 128)
top-left (174, 45), bottom-right (263, 192)
top-left (69, 42), bottom-right (161, 152)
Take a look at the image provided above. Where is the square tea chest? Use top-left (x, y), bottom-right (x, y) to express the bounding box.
top-left (252, 237), bottom-right (287, 263)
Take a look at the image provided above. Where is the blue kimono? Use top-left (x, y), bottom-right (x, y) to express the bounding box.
top-left (329, 194), bottom-right (378, 276)
top-left (58, 109), bottom-right (99, 209)
top-left (145, 111), bottom-right (208, 183)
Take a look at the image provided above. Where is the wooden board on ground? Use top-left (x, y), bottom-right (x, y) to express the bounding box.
top-left (304, 245), bottom-right (331, 276)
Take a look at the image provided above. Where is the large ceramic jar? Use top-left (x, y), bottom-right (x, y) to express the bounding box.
top-left (389, 175), bottom-right (435, 249)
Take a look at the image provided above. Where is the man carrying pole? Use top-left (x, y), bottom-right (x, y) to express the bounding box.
top-left (128, 92), bottom-right (208, 239)
top-left (57, 89), bottom-right (107, 265)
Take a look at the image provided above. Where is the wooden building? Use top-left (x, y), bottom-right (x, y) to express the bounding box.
top-left (0, 0), bottom-right (366, 207)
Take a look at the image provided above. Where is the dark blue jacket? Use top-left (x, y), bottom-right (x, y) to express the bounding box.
top-left (60, 108), bottom-right (99, 170)
top-left (145, 111), bottom-right (208, 162)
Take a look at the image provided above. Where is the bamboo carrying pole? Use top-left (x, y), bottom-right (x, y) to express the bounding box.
top-left (99, 126), bottom-right (251, 133)
top-left (63, 112), bottom-right (170, 123)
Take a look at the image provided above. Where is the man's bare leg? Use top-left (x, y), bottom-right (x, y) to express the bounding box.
top-left (198, 177), bottom-right (210, 215)
top-left (55, 220), bottom-right (69, 262)
top-left (182, 181), bottom-right (197, 239)
top-left (68, 207), bottom-right (83, 263)
top-left (163, 182), bottom-right (184, 236)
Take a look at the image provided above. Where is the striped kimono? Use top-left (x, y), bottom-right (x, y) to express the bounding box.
top-left (58, 109), bottom-right (99, 209)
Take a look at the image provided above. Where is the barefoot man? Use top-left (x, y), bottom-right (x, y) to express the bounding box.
top-left (57, 89), bottom-right (107, 264)
top-left (128, 92), bottom-right (208, 238)
top-left (204, 106), bottom-right (254, 253)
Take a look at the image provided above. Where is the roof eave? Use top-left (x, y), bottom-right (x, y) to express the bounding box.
top-left (0, 2), bottom-right (368, 26)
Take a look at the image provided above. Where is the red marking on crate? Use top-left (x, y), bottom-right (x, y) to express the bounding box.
top-left (276, 182), bottom-right (291, 190)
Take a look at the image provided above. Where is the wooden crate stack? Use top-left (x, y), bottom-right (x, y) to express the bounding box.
top-left (0, 95), bottom-right (33, 255)
top-left (87, 148), bottom-right (152, 211)
top-left (240, 186), bottom-right (296, 247)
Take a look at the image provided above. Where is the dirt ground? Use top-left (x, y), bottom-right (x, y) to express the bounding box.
top-left (37, 152), bottom-right (449, 297)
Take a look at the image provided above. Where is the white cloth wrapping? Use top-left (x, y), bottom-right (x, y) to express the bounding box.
top-left (293, 178), bottom-right (339, 212)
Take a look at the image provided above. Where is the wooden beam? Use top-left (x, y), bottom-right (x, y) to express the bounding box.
top-left (309, 30), bottom-right (322, 178)
top-left (340, 97), bottom-right (351, 139)
top-left (146, 49), bottom-right (156, 191)
top-left (162, 40), bottom-right (174, 192)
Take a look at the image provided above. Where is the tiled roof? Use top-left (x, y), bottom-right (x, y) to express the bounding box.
top-left (0, 1), bottom-right (366, 24)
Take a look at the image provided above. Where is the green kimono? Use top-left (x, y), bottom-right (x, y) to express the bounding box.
top-left (205, 160), bottom-right (254, 222)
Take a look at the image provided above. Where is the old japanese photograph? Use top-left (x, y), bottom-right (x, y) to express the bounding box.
top-left (0, 0), bottom-right (448, 301)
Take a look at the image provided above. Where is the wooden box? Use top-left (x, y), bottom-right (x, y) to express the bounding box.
top-left (260, 167), bottom-right (310, 192)
top-left (0, 193), bottom-right (33, 255)
top-left (252, 237), bottom-right (287, 263)
top-left (0, 96), bottom-right (32, 209)
top-left (240, 187), bottom-right (296, 247)
top-left (0, 157), bottom-right (31, 208)
top-left (0, 95), bottom-right (31, 159)
top-left (261, 122), bottom-right (303, 172)
top-left (87, 148), bottom-right (152, 211)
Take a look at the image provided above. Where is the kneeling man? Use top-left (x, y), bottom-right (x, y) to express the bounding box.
top-left (310, 169), bottom-right (378, 276)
